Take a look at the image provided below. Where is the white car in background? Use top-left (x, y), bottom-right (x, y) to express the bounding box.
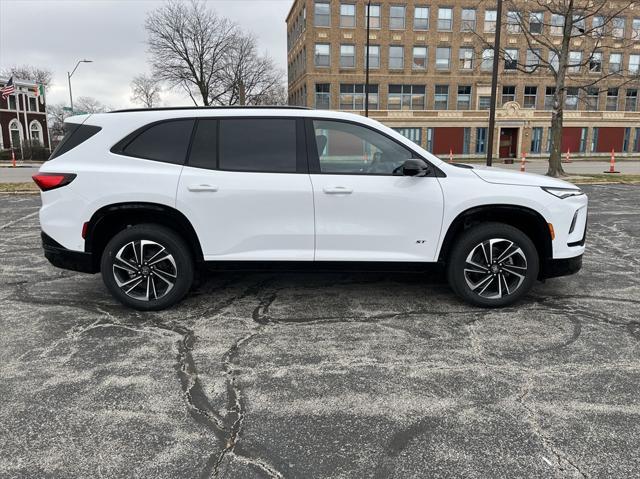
top-left (34, 107), bottom-right (587, 310)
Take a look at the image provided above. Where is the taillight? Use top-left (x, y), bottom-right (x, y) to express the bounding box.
top-left (32, 173), bottom-right (77, 192)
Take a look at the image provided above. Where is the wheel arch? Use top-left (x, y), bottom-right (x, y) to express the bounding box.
top-left (438, 204), bottom-right (553, 271)
top-left (85, 202), bottom-right (204, 270)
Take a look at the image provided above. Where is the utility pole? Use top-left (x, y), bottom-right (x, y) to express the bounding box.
top-left (486, 0), bottom-right (503, 167)
top-left (67, 59), bottom-right (93, 112)
top-left (365, 0), bottom-right (371, 117)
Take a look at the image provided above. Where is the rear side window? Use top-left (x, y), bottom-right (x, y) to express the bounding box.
top-left (219, 119), bottom-right (297, 173)
top-left (49, 123), bottom-right (101, 160)
top-left (121, 119), bottom-right (195, 164)
top-left (188, 119), bottom-right (218, 169)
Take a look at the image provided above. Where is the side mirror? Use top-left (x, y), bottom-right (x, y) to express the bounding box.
top-left (397, 158), bottom-right (430, 177)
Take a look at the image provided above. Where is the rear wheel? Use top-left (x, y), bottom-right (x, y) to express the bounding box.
top-left (447, 223), bottom-right (539, 308)
top-left (101, 224), bottom-right (193, 311)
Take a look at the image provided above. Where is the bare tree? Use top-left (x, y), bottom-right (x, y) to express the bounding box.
top-left (1, 65), bottom-right (53, 90)
top-left (485, 1), bottom-right (638, 177)
top-left (145, 0), bottom-right (238, 106)
top-left (46, 104), bottom-right (67, 140)
top-left (74, 96), bottom-right (110, 114)
top-left (130, 74), bottom-right (162, 108)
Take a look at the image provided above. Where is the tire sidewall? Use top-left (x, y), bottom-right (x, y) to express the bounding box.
top-left (447, 223), bottom-right (539, 308)
top-left (101, 224), bottom-right (194, 311)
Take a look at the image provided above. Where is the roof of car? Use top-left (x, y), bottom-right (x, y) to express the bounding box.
top-left (110, 105), bottom-right (311, 113)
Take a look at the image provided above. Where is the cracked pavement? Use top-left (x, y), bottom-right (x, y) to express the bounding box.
top-left (1, 185), bottom-right (639, 478)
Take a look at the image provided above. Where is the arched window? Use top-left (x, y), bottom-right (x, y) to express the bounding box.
top-left (9, 119), bottom-right (22, 149)
top-left (30, 120), bottom-right (43, 145)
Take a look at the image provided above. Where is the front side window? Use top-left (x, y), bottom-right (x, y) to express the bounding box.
top-left (438, 7), bottom-right (453, 31)
top-left (366, 4), bottom-right (381, 28)
top-left (389, 45), bottom-right (404, 69)
top-left (340, 3), bottom-right (356, 27)
top-left (434, 85), bottom-right (449, 109)
top-left (313, 120), bottom-right (413, 175)
top-left (609, 53), bottom-right (622, 73)
top-left (388, 84), bottom-right (425, 110)
top-left (390, 5), bottom-right (406, 29)
top-left (315, 83), bottom-right (331, 109)
top-left (219, 119), bottom-right (297, 173)
top-left (461, 9), bottom-right (476, 31)
top-left (123, 120), bottom-right (194, 164)
top-left (459, 48), bottom-right (474, 70)
top-left (412, 46), bottom-right (428, 69)
top-left (436, 47), bottom-right (451, 70)
top-left (340, 44), bottom-right (356, 68)
top-left (457, 86), bottom-right (471, 110)
top-left (315, 43), bottom-right (330, 67)
top-left (314, 1), bottom-right (330, 27)
top-left (414, 6), bottom-right (429, 30)
top-left (484, 10), bottom-right (497, 32)
top-left (366, 45), bottom-right (380, 68)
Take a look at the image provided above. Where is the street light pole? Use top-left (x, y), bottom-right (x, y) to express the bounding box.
top-left (67, 59), bottom-right (93, 112)
top-left (486, 0), bottom-right (503, 167)
top-left (365, 0), bottom-right (371, 117)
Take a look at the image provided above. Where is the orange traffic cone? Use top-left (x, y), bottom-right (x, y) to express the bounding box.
top-left (520, 152), bottom-right (526, 172)
top-left (449, 148), bottom-right (453, 163)
top-left (11, 149), bottom-right (16, 168)
top-left (562, 148), bottom-right (572, 163)
top-left (605, 149), bottom-right (620, 174)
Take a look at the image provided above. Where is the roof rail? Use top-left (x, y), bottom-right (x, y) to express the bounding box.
top-left (109, 105), bottom-right (311, 113)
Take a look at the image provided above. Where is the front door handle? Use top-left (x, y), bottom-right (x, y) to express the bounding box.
top-left (323, 186), bottom-right (353, 195)
top-left (188, 184), bottom-right (219, 192)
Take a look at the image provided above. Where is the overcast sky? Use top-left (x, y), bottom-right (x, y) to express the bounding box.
top-left (0, 0), bottom-right (294, 108)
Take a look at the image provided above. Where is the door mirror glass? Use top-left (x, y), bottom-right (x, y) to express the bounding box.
top-left (394, 158), bottom-right (430, 177)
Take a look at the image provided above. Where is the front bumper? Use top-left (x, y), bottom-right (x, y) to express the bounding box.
top-left (42, 232), bottom-right (97, 274)
top-left (541, 254), bottom-right (583, 279)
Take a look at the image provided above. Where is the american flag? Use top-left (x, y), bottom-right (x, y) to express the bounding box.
top-left (1, 77), bottom-right (16, 99)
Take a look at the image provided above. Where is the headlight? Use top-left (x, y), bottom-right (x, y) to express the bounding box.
top-left (541, 187), bottom-right (584, 199)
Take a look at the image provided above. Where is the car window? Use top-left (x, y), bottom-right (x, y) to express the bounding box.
top-left (49, 123), bottom-right (101, 160)
top-left (312, 120), bottom-right (413, 175)
top-left (188, 119), bottom-right (218, 169)
top-left (123, 119), bottom-right (195, 164)
top-left (219, 118), bottom-right (297, 173)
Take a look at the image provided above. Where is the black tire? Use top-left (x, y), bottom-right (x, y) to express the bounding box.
top-left (100, 224), bottom-right (194, 311)
top-left (446, 222), bottom-right (539, 308)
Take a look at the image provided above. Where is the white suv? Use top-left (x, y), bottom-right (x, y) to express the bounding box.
top-left (34, 107), bottom-right (587, 310)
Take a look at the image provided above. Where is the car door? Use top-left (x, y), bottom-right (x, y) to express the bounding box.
top-left (308, 118), bottom-right (444, 262)
top-left (176, 117), bottom-right (315, 261)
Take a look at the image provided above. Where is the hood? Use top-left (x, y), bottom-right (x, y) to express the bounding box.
top-left (470, 166), bottom-right (579, 189)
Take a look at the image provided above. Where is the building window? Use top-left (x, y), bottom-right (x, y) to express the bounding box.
top-left (579, 127), bottom-right (588, 153)
top-left (414, 6), bottom-right (429, 30)
top-left (28, 97), bottom-right (37, 112)
top-left (314, 1), bottom-right (330, 27)
top-left (546, 127), bottom-right (553, 153)
top-left (437, 7), bottom-right (453, 31)
top-left (545, 87), bottom-right (556, 110)
top-left (339, 84), bottom-right (378, 110)
top-left (463, 128), bottom-right (471, 154)
top-left (425, 127), bottom-right (434, 151)
top-left (388, 84), bottom-right (425, 110)
top-left (340, 44), bottom-right (355, 68)
top-left (461, 9), bottom-right (476, 31)
top-left (633, 18), bottom-right (640, 41)
top-left (609, 53), bottom-right (622, 73)
top-left (586, 87), bottom-right (599, 110)
top-left (612, 17), bottom-right (625, 39)
top-left (524, 86), bottom-right (537, 108)
top-left (568, 51), bottom-right (582, 73)
top-left (389, 46), bottom-right (404, 69)
top-left (412, 46), bottom-right (428, 70)
top-left (436, 47), bottom-right (451, 70)
top-left (478, 96), bottom-right (491, 110)
top-left (630, 55), bottom-right (640, 75)
top-left (589, 52), bottom-right (602, 72)
top-left (459, 48), bottom-right (474, 70)
top-left (591, 16), bottom-right (604, 37)
top-left (315, 44), bottom-right (330, 67)
top-left (501, 86), bottom-right (516, 105)
top-left (529, 12), bottom-right (543, 34)
top-left (565, 87), bottom-right (579, 110)
top-left (366, 45), bottom-right (380, 68)
top-left (434, 85), bottom-right (449, 110)
top-left (457, 86), bottom-right (472, 110)
top-left (549, 51), bottom-right (559, 73)
top-left (393, 127), bottom-right (422, 146)
top-left (526, 49), bottom-right (540, 72)
top-left (504, 49), bottom-right (518, 70)
top-left (572, 14), bottom-right (585, 35)
top-left (484, 10), bottom-right (497, 33)
top-left (606, 88), bottom-right (619, 111)
top-left (315, 83), bottom-right (330, 109)
top-left (626, 89), bottom-right (638, 111)
top-left (591, 127), bottom-right (599, 152)
top-left (551, 14), bottom-right (564, 36)
top-left (8, 94), bottom-right (17, 110)
top-left (635, 129), bottom-right (640, 153)
top-left (481, 49), bottom-right (494, 71)
top-left (623, 127), bottom-right (632, 152)
top-left (506, 11), bottom-right (521, 34)
top-left (476, 127), bottom-right (487, 153)
top-left (366, 4), bottom-right (381, 29)
top-left (30, 121), bottom-right (43, 145)
top-left (9, 119), bottom-right (22, 148)
top-left (340, 3), bottom-right (356, 28)
top-left (530, 127), bottom-right (543, 153)
top-left (390, 5), bottom-right (406, 29)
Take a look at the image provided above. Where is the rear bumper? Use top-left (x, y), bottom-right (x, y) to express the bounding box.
top-left (541, 254), bottom-right (583, 279)
top-left (42, 232), bottom-right (97, 274)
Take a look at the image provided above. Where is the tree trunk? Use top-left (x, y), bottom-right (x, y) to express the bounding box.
top-left (547, 107), bottom-right (566, 176)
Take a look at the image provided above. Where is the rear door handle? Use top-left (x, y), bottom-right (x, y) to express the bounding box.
top-left (188, 184), bottom-right (218, 192)
top-left (323, 186), bottom-right (353, 195)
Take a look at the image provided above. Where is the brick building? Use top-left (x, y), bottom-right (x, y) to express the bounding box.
top-left (0, 78), bottom-right (50, 155)
top-left (286, 0), bottom-right (640, 160)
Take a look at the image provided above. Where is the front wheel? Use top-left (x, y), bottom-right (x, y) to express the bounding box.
top-left (101, 224), bottom-right (194, 311)
top-left (447, 223), bottom-right (539, 308)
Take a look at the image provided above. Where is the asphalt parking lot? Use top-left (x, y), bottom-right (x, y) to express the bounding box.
top-left (1, 185), bottom-right (639, 478)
